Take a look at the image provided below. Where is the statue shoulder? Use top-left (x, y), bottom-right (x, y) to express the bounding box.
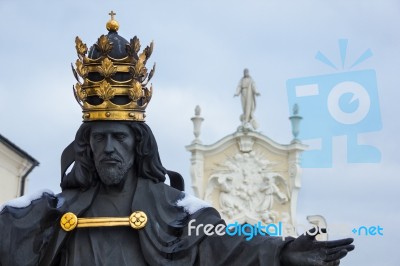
top-left (150, 181), bottom-right (214, 215)
top-left (0, 190), bottom-right (61, 266)
top-left (176, 191), bottom-right (212, 215)
top-left (0, 189), bottom-right (58, 215)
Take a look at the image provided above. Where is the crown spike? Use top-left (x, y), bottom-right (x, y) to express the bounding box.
top-left (106, 10), bottom-right (119, 32)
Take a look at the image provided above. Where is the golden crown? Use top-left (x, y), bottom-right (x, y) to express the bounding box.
top-left (72, 11), bottom-right (155, 122)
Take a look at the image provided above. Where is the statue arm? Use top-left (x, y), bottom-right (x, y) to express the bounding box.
top-left (280, 228), bottom-right (354, 266)
top-left (198, 232), bottom-right (294, 266)
top-left (272, 184), bottom-right (288, 202)
top-left (251, 80), bottom-right (261, 96)
top-left (234, 80), bottom-right (242, 97)
top-left (197, 224), bottom-right (353, 265)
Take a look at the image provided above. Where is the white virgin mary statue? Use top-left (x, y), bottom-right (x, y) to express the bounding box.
top-left (234, 68), bottom-right (260, 129)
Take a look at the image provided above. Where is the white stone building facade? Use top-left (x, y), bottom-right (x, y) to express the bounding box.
top-left (0, 134), bottom-right (39, 204)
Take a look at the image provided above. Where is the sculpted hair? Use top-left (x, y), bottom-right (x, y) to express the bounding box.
top-left (61, 122), bottom-right (167, 190)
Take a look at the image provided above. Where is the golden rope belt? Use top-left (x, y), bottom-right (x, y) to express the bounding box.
top-left (60, 211), bottom-right (148, 231)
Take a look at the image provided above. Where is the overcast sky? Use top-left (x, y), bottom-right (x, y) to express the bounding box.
top-left (1, 1), bottom-right (399, 265)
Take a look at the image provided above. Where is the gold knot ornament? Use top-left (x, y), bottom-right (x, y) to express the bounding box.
top-left (60, 212), bottom-right (78, 231)
top-left (129, 211), bottom-right (148, 229)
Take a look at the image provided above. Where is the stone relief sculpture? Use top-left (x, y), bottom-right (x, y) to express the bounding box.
top-left (258, 175), bottom-right (289, 211)
top-left (205, 151), bottom-right (290, 224)
top-left (257, 174), bottom-right (290, 223)
top-left (217, 176), bottom-right (243, 218)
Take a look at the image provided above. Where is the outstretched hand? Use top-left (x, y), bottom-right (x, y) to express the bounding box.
top-left (280, 228), bottom-right (354, 266)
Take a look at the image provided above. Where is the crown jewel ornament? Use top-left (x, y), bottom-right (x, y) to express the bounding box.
top-left (72, 11), bottom-right (155, 121)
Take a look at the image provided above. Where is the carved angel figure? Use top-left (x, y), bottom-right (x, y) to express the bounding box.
top-left (258, 175), bottom-right (289, 212)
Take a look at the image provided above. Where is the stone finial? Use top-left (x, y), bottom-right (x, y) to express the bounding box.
top-left (289, 103), bottom-right (302, 143)
top-left (191, 105), bottom-right (204, 144)
top-left (195, 105), bottom-right (201, 116)
top-left (293, 103), bottom-right (299, 115)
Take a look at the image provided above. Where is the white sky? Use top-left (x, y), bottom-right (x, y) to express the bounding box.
top-left (1, 1), bottom-right (399, 265)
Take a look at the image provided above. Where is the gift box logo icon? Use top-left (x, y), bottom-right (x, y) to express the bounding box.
top-left (287, 39), bottom-right (382, 168)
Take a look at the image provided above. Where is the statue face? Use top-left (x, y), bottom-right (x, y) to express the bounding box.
top-left (90, 122), bottom-right (135, 186)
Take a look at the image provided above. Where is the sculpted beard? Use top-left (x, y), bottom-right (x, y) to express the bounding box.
top-left (95, 155), bottom-right (134, 186)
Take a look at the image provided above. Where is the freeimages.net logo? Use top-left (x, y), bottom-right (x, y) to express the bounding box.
top-left (286, 39), bottom-right (382, 168)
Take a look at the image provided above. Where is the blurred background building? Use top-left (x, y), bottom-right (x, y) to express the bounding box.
top-left (0, 134), bottom-right (39, 204)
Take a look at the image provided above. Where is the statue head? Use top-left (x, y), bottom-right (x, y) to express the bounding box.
top-left (62, 14), bottom-right (166, 190)
top-left (61, 121), bottom-right (166, 189)
top-left (243, 68), bottom-right (250, 77)
top-left (90, 122), bottom-right (135, 186)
